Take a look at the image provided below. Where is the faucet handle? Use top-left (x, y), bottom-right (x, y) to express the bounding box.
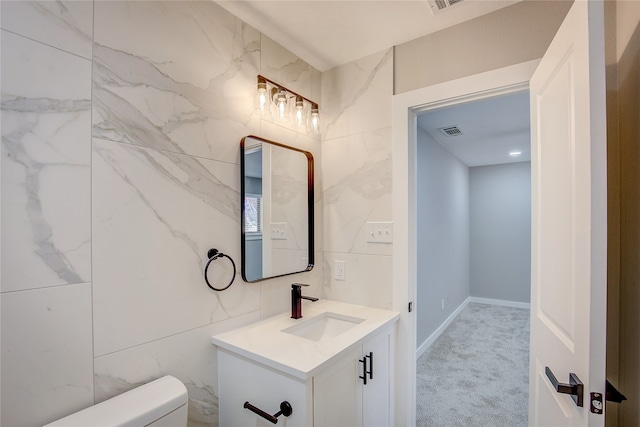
top-left (292, 283), bottom-right (310, 288)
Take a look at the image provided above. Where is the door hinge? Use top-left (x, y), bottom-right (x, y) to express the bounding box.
top-left (408, 301), bottom-right (413, 313)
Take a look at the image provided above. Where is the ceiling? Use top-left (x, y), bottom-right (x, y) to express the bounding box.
top-left (216, 0), bottom-right (521, 72)
top-left (417, 91), bottom-right (531, 167)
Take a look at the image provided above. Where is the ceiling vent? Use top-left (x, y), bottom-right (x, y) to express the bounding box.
top-left (438, 125), bottom-right (465, 137)
top-left (429, 0), bottom-right (465, 14)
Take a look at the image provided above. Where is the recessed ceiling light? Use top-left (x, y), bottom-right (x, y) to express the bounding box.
top-left (509, 151), bottom-right (522, 157)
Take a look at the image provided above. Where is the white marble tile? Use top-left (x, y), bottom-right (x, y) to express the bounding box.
top-left (94, 311), bottom-right (261, 427)
top-left (322, 252), bottom-right (392, 310)
top-left (322, 128), bottom-right (392, 255)
top-left (259, 119), bottom-right (321, 154)
top-left (1, 30), bottom-right (91, 292)
top-left (321, 48), bottom-right (393, 140)
top-left (92, 138), bottom-right (259, 356)
top-left (1, 1), bottom-right (93, 59)
top-left (260, 35), bottom-right (321, 102)
top-left (0, 283), bottom-right (94, 426)
top-left (92, 0), bottom-right (260, 164)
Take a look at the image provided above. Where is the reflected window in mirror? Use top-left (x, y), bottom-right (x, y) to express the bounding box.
top-left (241, 135), bottom-right (314, 282)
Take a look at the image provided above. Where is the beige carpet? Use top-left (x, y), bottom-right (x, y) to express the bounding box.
top-left (416, 303), bottom-right (530, 426)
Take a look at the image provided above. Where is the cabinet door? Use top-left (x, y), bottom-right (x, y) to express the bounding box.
top-left (313, 346), bottom-right (363, 427)
top-left (362, 329), bottom-right (392, 427)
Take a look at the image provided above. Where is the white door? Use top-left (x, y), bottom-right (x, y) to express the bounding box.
top-left (529, 0), bottom-right (607, 425)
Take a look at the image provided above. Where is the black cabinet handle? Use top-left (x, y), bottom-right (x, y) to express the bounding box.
top-left (359, 352), bottom-right (374, 385)
top-left (359, 357), bottom-right (368, 385)
top-left (545, 367), bottom-right (583, 407)
top-left (243, 401), bottom-right (292, 424)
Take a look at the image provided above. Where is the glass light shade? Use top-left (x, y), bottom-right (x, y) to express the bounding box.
top-left (255, 77), bottom-right (270, 116)
top-left (309, 104), bottom-right (320, 135)
top-left (273, 89), bottom-right (289, 122)
top-left (293, 95), bottom-right (307, 129)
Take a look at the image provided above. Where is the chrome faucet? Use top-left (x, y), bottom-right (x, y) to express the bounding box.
top-left (291, 283), bottom-right (318, 319)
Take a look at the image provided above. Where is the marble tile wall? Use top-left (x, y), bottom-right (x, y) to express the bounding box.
top-left (1, 2), bottom-right (94, 426)
top-left (320, 49), bottom-right (394, 310)
top-left (1, 1), bottom-right (321, 426)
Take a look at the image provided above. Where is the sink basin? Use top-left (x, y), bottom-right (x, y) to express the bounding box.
top-left (282, 312), bottom-right (365, 342)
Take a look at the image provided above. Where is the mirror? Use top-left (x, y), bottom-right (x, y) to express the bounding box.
top-left (241, 135), bottom-right (314, 282)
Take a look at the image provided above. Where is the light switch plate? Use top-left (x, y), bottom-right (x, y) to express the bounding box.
top-left (271, 222), bottom-right (287, 240)
top-left (334, 260), bottom-right (346, 281)
top-left (366, 221), bottom-right (393, 243)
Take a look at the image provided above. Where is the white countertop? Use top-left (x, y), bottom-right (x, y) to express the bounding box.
top-left (211, 300), bottom-right (399, 380)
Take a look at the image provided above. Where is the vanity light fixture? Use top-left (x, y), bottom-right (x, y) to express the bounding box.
top-left (255, 75), bottom-right (320, 136)
top-left (509, 150), bottom-right (522, 157)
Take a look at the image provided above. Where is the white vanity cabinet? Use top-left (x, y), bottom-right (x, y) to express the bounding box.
top-left (212, 300), bottom-right (399, 427)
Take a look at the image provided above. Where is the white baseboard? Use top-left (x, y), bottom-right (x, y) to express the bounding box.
top-left (468, 296), bottom-right (530, 310)
top-left (416, 297), bottom-right (470, 360)
top-left (416, 296), bottom-right (530, 359)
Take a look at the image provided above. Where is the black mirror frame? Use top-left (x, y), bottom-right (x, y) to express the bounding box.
top-left (240, 135), bottom-right (314, 282)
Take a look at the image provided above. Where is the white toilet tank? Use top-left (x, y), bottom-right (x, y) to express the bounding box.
top-left (43, 375), bottom-right (188, 427)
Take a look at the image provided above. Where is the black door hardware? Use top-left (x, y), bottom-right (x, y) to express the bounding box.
top-left (591, 392), bottom-right (603, 414)
top-left (243, 401), bottom-right (292, 424)
top-left (545, 367), bottom-right (584, 407)
top-left (606, 380), bottom-right (627, 403)
top-left (359, 352), bottom-right (374, 385)
top-left (590, 381), bottom-right (626, 414)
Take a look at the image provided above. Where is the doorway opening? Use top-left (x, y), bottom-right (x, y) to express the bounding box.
top-left (414, 91), bottom-right (532, 426)
top-left (390, 59), bottom-right (538, 426)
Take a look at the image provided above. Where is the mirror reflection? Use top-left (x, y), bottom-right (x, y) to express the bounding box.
top-left (241, 135), bottom-right (314, 282)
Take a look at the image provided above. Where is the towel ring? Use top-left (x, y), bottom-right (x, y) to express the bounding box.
top-left (204, 248), bottom-right (236, 291)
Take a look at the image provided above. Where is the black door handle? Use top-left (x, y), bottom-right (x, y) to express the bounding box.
top-left (545, 367), bottom-right (584, 407)
top-left (606, 380), bottom-right (627, 403)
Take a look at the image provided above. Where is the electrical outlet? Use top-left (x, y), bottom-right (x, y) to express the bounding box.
top-left (366, 221), bottom-right (393, 243)
top-left (335, 260), bottom-right (346, 281)
top-left (271, 223), bottom-right (287, 240)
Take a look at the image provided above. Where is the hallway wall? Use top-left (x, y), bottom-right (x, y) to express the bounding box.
top-left (416, 128), bottom-right (470, 346)
top-left (469, 162), bottom-right (531, 303)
